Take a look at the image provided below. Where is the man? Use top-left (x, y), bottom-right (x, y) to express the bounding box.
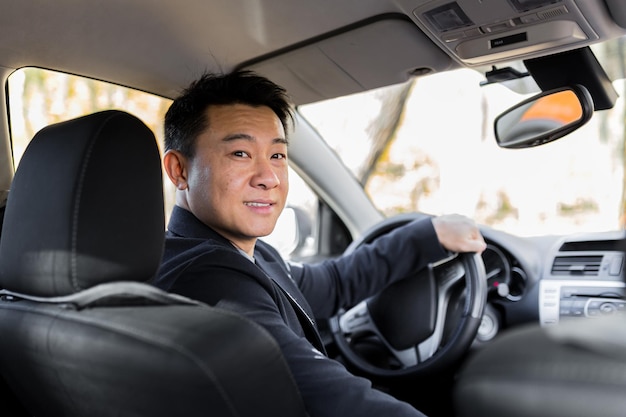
top-left (154, 70), bottom-right (486, 417)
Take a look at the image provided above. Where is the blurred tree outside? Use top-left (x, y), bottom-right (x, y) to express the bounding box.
top-left (344, 38), bottom-right (626, 235)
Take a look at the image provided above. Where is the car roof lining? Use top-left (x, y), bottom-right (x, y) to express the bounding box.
top-left (238, 15), bottom-right (458, 105)
top-left (603, 0), bottom-right (626, 29)
top-left (0, 1), bottom-right (624, 103)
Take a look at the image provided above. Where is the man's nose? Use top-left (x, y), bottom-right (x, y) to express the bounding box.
top-left (252, 159), bottom-right (280, 189)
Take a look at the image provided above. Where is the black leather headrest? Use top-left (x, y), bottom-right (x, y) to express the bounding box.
top-left (0, 110), bottom-right (165, 297)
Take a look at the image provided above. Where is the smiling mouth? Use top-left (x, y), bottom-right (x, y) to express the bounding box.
top-left (245, 202), bottom-right (272, 207)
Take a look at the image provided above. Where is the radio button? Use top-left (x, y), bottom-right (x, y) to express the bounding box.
top-left (599, 302), bottom-right (617, 314)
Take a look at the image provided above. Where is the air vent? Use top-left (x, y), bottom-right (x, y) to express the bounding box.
top-left (538, 7), bottom-right (568, 20)
top-left (551, 256), bottom-right (602, 276)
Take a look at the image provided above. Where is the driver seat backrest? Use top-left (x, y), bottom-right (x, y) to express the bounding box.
top-left (0, 110), bottom-right (308, 417)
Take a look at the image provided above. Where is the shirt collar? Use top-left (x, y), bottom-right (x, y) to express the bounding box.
top-left (168, 205), bottom-right (256, 263)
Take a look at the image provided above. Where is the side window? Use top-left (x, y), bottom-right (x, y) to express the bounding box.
top-left (7, 67), bottom-right (320, 258)
top-left (7, 67), bottom-right (175, 213)
top-left (8, 68), bottom-right (170, 170)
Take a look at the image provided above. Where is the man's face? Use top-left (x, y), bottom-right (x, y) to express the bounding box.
top-left (185, 103), bottom-right (289, 252)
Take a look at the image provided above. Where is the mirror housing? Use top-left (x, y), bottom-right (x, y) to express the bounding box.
top-left (494, 85), bottom-right (594, 149)
top-left (262, 206), bottom-right (312, 258)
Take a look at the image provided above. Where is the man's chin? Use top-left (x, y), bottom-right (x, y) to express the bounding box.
top-left (246, 223), bottom-right (278, 239)
top-left (255, 228), bottom-right (277, 239)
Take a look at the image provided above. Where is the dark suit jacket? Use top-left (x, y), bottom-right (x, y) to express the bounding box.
top-left (154, 205), bottom-right (447, 417)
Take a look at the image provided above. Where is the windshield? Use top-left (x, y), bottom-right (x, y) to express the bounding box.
top-left (299, 39), bottom-right (626, 237)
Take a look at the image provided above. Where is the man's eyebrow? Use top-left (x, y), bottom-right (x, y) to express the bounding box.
top-left (222, 133), bottom-right (253, 142)
top-left (222, 134), bottom-right (288, 145)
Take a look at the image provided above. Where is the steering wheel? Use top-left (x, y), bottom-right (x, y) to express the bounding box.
top-left (330, 214), bottom-right (487, 380)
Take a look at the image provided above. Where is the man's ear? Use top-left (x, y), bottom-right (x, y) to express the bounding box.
top-left (163, 150), bottom-right (188, 190)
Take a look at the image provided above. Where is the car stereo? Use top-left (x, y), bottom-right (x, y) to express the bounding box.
top-left (539, 247), bottom-right (624, 325)
top-left (540, 255), bottom-right (625, 325)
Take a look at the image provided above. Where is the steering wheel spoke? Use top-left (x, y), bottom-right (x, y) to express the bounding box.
top-left (338, 300), bottom-right (374, 335)
top-left (339, 301), bottom-right (421, 367)
top-left (331, 215), bottom-right (487, 380)
top-left (421, 256), bottom-right (467, 358)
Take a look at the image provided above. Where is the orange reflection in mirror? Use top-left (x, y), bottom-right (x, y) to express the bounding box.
top-left (520, 90), bottom-right (583, 125)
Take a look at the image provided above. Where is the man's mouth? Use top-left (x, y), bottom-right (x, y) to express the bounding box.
top-left (245, 202), bottom-right (272, 207)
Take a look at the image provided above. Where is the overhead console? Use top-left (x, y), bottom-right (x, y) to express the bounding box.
top-left (411, 0), bottom-right (602, 65)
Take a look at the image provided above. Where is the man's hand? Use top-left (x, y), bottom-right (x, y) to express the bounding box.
top-left (432, 214), bottom-right (487, 254)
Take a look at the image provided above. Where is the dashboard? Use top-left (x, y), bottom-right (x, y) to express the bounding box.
top-left (476, 227), bottom-right (625, 342)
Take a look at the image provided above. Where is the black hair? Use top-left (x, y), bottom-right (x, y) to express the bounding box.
top-left (164, 70), bottom-right (294, 157)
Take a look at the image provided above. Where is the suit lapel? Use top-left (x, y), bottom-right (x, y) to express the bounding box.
top-left (255, 255), bottom-right (327, 355)
top-left (168, 206), bottom-right (326, 354)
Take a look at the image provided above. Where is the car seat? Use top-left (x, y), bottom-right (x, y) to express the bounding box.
top-left (454, 300), bottom-right (626, 416)
top-left (0, 110), bottom-right (308, 417)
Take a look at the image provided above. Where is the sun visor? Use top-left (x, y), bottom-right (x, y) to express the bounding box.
top-left (240, 17), bottom-right (455, 105)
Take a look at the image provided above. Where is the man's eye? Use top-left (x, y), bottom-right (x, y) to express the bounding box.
top-left (272, 153), bottom-right (287, 160)
top-left (233, 151), bottom-right (249, 158)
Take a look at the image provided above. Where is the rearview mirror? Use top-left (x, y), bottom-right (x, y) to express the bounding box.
top-left (494, 85), bottom-right (593, 149)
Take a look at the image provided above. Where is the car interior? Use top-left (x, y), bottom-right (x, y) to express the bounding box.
top-left (0, 1), bottom-right (625, 416)
top-left (0, 110), bottom-right (308, 417)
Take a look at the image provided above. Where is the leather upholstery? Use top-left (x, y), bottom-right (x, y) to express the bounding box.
top-left (454, 314), bottom-right (626, 417)
top-left (0, 110), bottom-right (165, 295)
top-left (0, 110), bottom-right (308, 417)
